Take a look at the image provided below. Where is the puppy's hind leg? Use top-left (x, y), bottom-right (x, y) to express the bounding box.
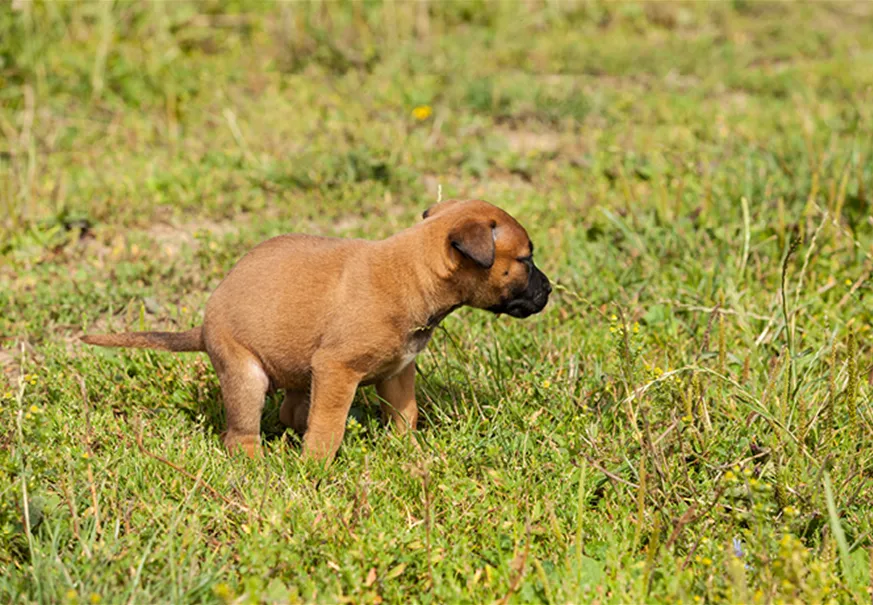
top-left (376, 362), bottom-right (418, 434)
top-left (210, 345), bottom-right (270, 458)
top-left (279, 390), bottom-right (310, 437)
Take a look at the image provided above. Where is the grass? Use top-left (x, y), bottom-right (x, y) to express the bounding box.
top-left (2, 1), bottom-right (873, 602)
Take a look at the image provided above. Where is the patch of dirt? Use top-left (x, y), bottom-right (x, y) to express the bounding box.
top-left (0, 340), bottom-right (39, 385)
top-left (663, 69), bottom-right (701, 92)
top-left (421, 172), bottom-right (539, 201)
top-left (501, 129), bottom-right (562, 155)
top-left (144, 217), bottom-right (242, 257)
top-left (0, 349), bottom-right (15, 382)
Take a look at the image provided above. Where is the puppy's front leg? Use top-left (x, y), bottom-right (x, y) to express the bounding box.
top-left (376, 362), bottom-right (418, 434)
top-left (302, 361), bottom-right (362, 463)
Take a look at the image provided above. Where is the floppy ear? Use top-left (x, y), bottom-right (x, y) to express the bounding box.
top-left (449, 219), bottom-right (495, 269)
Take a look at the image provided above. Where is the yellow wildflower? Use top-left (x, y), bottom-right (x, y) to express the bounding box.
top-left (412, 105), bottom-right (433, 121)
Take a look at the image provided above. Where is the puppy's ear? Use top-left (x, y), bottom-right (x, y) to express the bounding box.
top-left (449, 219), bottom-right (496, 269)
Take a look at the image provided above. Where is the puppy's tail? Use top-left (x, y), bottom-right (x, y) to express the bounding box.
top-left (81, 326), bottom-right (205, 353)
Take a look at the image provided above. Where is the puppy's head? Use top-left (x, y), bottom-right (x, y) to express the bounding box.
top-left (423, 199), bottom-right (551, 318)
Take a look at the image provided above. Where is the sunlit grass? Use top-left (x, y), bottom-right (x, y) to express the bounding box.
top-left (2, 1), bottom-right (873, 603)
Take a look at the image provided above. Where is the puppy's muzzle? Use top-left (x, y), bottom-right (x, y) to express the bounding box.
top-left (488, 266), bottom-right (552, 319)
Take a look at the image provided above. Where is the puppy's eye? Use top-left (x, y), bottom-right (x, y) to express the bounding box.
top-left (516, 255), bottom-right (532, 264)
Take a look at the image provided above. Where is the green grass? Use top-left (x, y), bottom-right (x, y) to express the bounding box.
top-left (3, 1), bottom-right (873, 602)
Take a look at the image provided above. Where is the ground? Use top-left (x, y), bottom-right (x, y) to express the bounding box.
top-left (2, 2), bottom-right (873, 603)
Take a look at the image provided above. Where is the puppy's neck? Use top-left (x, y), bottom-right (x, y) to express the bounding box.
top-left (413, 303), bottom-right (461, 333)
top-left (377, 223), bottom-right (466, 330)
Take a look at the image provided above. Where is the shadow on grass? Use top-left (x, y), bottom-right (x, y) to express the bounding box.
top-left (173, 364), bottom-right (500, 452)
top-left (175, 378), bottom-right (436, 451)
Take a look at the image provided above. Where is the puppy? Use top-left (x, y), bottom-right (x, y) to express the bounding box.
top-left (82, 199), bottom-right (551, 463)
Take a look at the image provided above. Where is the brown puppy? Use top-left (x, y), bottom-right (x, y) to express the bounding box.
top-left (82, 199), bottom-right (551, 463)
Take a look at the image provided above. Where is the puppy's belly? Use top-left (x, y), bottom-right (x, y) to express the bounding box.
top-left (238, 338), bottom-right (315, 392)
top-left (253, 328), bottom-right (433, 390)
top-left (262, 352), bottom-right (416, 390)
top-left (268, 367), bottom-right (312, 392)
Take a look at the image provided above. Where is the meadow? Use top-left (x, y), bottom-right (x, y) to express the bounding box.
top-left (3, 1), bottom-right (873, 602)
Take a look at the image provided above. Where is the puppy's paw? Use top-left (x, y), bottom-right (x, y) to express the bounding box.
top-left (222, 431), bottom-right (262, 459)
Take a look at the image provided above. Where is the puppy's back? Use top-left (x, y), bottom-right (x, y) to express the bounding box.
top-left (202, 234), bottom-right (368, 385)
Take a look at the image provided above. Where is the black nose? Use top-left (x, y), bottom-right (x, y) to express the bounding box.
top-left (531, 268), bottom-right (550, 295)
